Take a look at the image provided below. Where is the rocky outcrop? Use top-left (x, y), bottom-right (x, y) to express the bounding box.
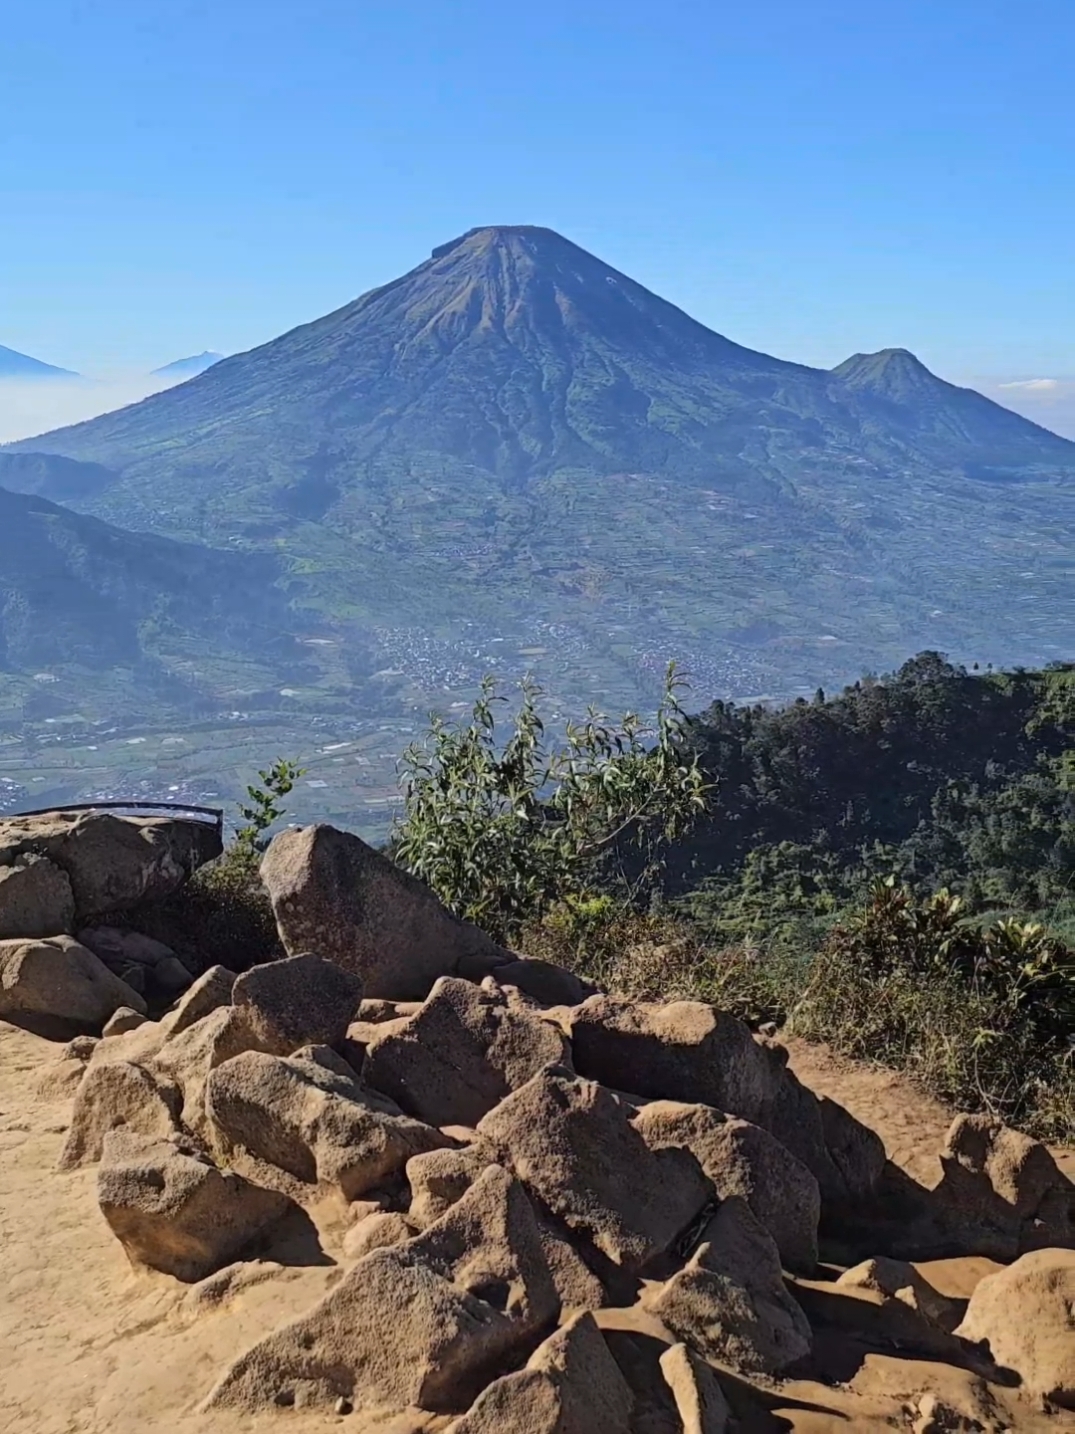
top-left (0, 936), bottom-right (146, 1029)
top-left (59, 1058), bottom-right (183, 1169)
top-left (259, 824), bottom-right (511, 998)
top-left (956, 1248), bottom-right (1075, 1409)
top-left (0, 854), bottom-right (75, 939)
top-left (230, 952), bottom-right (363, 1053)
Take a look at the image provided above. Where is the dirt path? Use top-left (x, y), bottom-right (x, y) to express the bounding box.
top-left (1, 1019), bottom-right (1070, 1433)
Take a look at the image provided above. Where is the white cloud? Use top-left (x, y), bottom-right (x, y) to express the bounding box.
top-left (965, 375), bottom-right (1075, 442)
top-left (0, 373), bottom-right (184, 445)
top-left (997, 378), bottom-right (1059, 392)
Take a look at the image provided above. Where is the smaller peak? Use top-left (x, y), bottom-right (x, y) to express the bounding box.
top-left (832, 347), bottom-right (939, 398)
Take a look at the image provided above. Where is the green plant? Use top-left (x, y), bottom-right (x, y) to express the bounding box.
top-left (234, 758), bottom-right (306, 857)
top-left (391, 664), bottom-right (709, 943)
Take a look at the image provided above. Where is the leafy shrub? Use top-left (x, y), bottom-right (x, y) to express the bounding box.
top-left (391, 665), bottom-right (708, 944)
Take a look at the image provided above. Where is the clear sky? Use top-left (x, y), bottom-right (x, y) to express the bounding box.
top-left (3, 0), bottom-right (1074, 387)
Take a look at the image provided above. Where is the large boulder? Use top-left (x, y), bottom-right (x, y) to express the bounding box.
top-left (77, 927), bottom-right (194, 1001)
top-left (0, 936), bottom-right (147, 1029)
top-left (259, 824), bottom-right (511, 999)
top-left (150, 1005), bottom-right (258, 1139)
top-left (231, 953), bottom-right (363, 1054)
top-left (956, 1248), bottom-right (1075, 1409)
top-left (477, 1068), bottom-right (711, 1270)
top-left (569, 995), bottom-right (783, 1124)
top-left (936, 1114), bottom-right (1075, 1256)
top-left (97, 1128), bottom-right (291, 1282)
top-left (165, 964), bottom-right (237, 1037)
top-left (0, 810), bottom-right (221, 919)
top-left (818, 1094), bottom-right (887, 1200)
top-left (641, 1196), bottom-right (812, 1375)
top-left (836, 1257), bottom-right (961, 1333)
top-left (659, 1343), bottom-right (730, 1434)
top-left (763, 1065), bottom-right (848, 1204)
top-left (446, 1311), bottom-right (634, 1434)
top-left (632, 1100), bottom-right (820, 1271)
top-left (490, 958), bottom-right (594, 1008)
top-left (364, 976), bottom-right (570, 1128)
top-left (0, 854), bottom-right (75, 938)
top-left (58, 1058), bottom-right (183, 1169)
top-left (206, 1047), bottom-right (447, 1200)
top-left (408, 1143), bottom-right (498, 1229)
top-left (207, 1169), bottom-right (560, 1415)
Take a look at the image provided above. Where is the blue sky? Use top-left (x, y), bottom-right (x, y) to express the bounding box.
top-left (3, 0), bottom-right (1074, 387)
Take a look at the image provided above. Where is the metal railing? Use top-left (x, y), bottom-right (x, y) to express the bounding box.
top-left (6, 801), bottom-right (225, 842)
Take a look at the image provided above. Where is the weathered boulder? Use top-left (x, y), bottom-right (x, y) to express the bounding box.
top-left (764, 1065), bottom-right (847, 1204)
top-left (0, 936), bottom-right (147, 1029)
top-left (446, 1311), bottom-right (634, 1434)
top-left (0, 854), bottom-right (75, 938)
top-left (231, 953), bottom-right (363, 1054)
top-left (59, 1058), bottom-right (183, 1169)
top-left (408, 1143), bottom-right (497, 1229)
top-left (490, 958), bottom-right (594, 1008)
top-left (97, 1128), bottom-right (291, 1281)
top-left (259, 824), bottom-right (511, 999)
top-left (836, 1257), bottom-right (961, 1332)
top-left (642, 1196), bottom-right (812, 1375)
top-left (206, 1047), bottom-right (447, 1200)
top-left (0, 810), bottom-right (221, 919)
top-left (101, 1005), bottom-right (147, 1038)
top-left (150, 1005), bottom-right (257, 1139)
top-left (78, 926), bottom-right (177, 971)
top-left (956, 1248), bottom-right (1075, 1408)
top-left (207, 1171), bottom-right (559, 1415)
top-left (818, 1094), bottom-right (887, 1200)
top-left (164, 964), bottom-right (237, 1037)
top-left (36, 1034), bottom-right (97, 1099)
top-left (659, 1342), bottom-right (730, 1434)
top-left (342, 1210), bottom-right (418, 1261)
top-left (364, 976), bottom-right (570, 1128)
top-left (477, 1068), bottom-right (711, 1270)
top-left (632, 1100), bottom-right (820, 1271)
top-left (569, 995), bottom-right (783, 1124)
top-left (937, 1114), bottom-right (1075, 1257)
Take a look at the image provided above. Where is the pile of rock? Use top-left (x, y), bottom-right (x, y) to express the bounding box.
top-left (0, 809), bottom-right (219, 1027)
top-left (27, 820), bottom-right (1075, 1427)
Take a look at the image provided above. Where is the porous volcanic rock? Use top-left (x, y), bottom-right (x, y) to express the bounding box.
top-left (477, 1067), bottom-right (712, 1270)
top-left (632, 1100), bottom-right (820, 1271)
top-left (97, 1128), bottom-right (291, 1281)
top-left (363, 976), bottom-right (570, 1128)
top-left (259, 824), bottom-right (511, 999)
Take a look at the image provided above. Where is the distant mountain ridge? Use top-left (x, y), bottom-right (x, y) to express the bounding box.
top-left (6, 225), bottom-right (1075, 708)
top-left (0, 344), bottom-right (78, 380)
top-left (151, 352), bottom-right (224, 380)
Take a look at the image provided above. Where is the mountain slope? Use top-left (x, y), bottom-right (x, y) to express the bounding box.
top-left (7, 226), bottom-right (1075, 710)
top-left (0, 487), bottom-right (302, 706)
top-left (0, 345), bottom-right (78, 379)
top-left (0, 452), bottom-right (119, 503)
top-left (151, 352), bottom-right (224, 380)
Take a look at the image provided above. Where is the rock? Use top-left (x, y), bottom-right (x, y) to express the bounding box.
top-left (0, 810), bottom-right (221, 919)
top-left (357, 997), bottom-right (421, 1024)
top-left (956, 1248), bottom-right (1075, 1409)
top-left (642, 1196), bottom-right (812, 1375)
top-left (102, 1006), bottom-right (147, 1038)
top-left (206, 1241), bottom-right (538, 1414)
top-left (408, 1144), bottom-right (497, 1228)
top-left (0, 854), bottom-right (75, 938)
top-left (63, 1033), bottom-right (100, 1062)
top-left (59, 1058), bottom-right (183, 1169)
top-left (260, 823), bottom-right (511, 999)
top-left (659, 1342), bottom-right (730, 1434)
top-left (36, 1055), bottom-right (91, 1100)
top-left (533, 1205), bottom-right (612, 1313)
top-left (836, 1257), bottom-right (961, 1331)
top-left (343, 1210), bottom-right (418, 1260)
top-left (477, 1068), bottom-right (711, 1270)
top-left (911, 1392), bottom-right (986, 1433)
top-left (764, 1066), bottom-right (847, 1204)
top-left (206, 1048), bottom-right (447, 1201)
top-left (818, 1095), bottom-right (887, 1200)
top-left (151, 1005), bottom-right (256, 1139)
top-left (937, 1114), bottom-right (1075, 1257)
top-left (231, 953), bottom-right (363, 1055)
top-left (364, 977), bottom-right (570, 1128)
top-left (153, 955), bottom-right (194, 997)
top-left (97, 1128), bottom-right (291, 1282)
top-left (569, 995), bottom-right (783, 1124)
top-left (117, 962), bottom-right (147, 996)
top-left (632, 1101), bottom-right (820, 1271)
top-left (445, 1311), bottom-right (634, 1433)
top-left (0, 936), bottom-right (147, 1029)
top-left (164, 964), bottom-right (237, 1037)
top-left (78, 926), bottom-right (176, 970)
top-left (490, 959), bottom-right (593, 1008)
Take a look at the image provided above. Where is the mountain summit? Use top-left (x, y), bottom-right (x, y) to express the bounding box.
top-left (8, 226), bottom-right (1075, 704)
top-left (0, 344), bottom-right (78, 380)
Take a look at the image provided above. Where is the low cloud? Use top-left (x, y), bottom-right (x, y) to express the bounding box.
top-left (997, 378), bottom-right (1060, 392)
top-left (966, 376), bottom-right (1075, 442)
top-left (0, 373), bottom-right (182, 445)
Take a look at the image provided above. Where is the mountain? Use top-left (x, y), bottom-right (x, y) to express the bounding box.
top-left (0, 452), bottom-right (119, 503)
top-left (8, 225), bottom-right (1075, 712)
top-left (151, 352), bottom-right (224, 380)
top-left (0, 486), bottom-right (305, 712)
top-left (0, 345), bottom-right (78, 380)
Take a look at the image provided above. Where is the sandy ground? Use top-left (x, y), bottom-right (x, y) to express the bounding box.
top-left (2, 1020), bottom-right (1072, 1433)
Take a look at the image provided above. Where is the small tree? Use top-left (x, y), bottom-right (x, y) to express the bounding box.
top-left (234, 758), bottom-right (306, 858)
top-left (391, 664), bottom-right (709, 942)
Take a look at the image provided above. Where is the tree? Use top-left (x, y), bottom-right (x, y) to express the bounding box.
top-left (391, 664), bottom-right (709, 942)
